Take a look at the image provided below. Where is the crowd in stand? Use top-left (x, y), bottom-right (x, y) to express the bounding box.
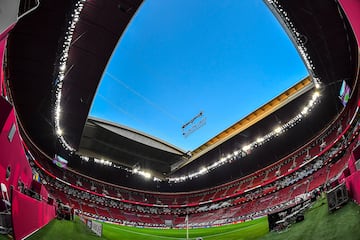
top-left (27, 106), bottom-right (360, 227)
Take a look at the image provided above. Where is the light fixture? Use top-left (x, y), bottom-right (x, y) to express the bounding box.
top-left (274, 126), bottom-right (282, 134)
top-left (313, 91), bottom-right (320, 99)
top-left (301, 107), bottom-right (309, 115)
top-left (242, 145), bottom-right (251, 152)
top-left (56, 129), bottom-right (63, 136)
top-left (143, 172), bottom-right (151, 179)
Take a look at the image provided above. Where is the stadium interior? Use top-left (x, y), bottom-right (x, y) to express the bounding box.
top-left (0, 0), bottom-right (360, 239)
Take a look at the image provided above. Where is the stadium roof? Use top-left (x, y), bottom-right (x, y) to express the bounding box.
top-left (78, 117), bottom-right (185, 176)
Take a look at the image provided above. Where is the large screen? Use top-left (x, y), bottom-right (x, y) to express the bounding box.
top-left (339, 80), bottom-right (350, 106)
top-left (53, 154), bottom-right (68, 168)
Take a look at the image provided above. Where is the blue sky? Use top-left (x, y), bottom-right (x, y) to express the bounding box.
top-left (90, 0), bottom-right (308, 151)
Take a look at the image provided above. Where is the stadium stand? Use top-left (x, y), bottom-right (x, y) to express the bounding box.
top-left (30, 118), bottom-right (358, 227)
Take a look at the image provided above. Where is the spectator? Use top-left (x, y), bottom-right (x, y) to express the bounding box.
top-left (71, 205), bottom-right (75, 220)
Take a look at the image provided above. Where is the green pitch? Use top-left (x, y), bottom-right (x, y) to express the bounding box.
top-left (259, 198), bottom-right (360, 240)
top-left (26, 216), bottom-right (268, 240)
top-left (102, 217), bottom-right (268, 240)
top-left (25, 198), bottom-right (360, 240)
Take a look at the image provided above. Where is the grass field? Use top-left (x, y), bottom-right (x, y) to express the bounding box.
top-left (25, 198), bottom-right (360, 240)
top-left (102, 217), bottom-right (268, 240)
top-left (259, 198), bottom-right (360, 240)
top-left (26, 216), bottom-right (269, 240)
top-left (26, 217), bottom-right (101, 240)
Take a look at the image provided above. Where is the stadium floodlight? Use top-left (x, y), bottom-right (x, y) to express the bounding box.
top-left (56, 105), bottom-right (61, 116)
top-left (301, 107), bottom-right (309, 115)
top-left (59, 64), bottom-right (66, 72)
top-left (153, 177), bottom-right (161, 182)
top-left (199, 167), bottom-right (207, 174)
top-left (242, 145), bottom-right (251, 152)
top-left (274, 126), bottom-right (282, 134)
top-left (56, 129), bottom-right (63, 136)
top-left (309, 99), bottom-right (315, 106)
top-left (313, 91), bottom-right (320, 99)
top-left (211, 161), bottom-right (219, 168)
top-left (80, 156), bottom-right (89, 162)
top-left (257, 137), bottom-right (264, 143)
top-left (142, 172), bottom-right (151, 179)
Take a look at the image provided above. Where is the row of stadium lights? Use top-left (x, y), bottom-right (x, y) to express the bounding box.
top-left (56, 0), bottom-right (323, 182)
top-left (90, 157), bottom-right (155, 179)
top-left (80, 155), bottom-right (157, 180)
top-left (54, 0), bottom-right (86, 152)
top-left (266, 0), bottom-right (321, 87)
